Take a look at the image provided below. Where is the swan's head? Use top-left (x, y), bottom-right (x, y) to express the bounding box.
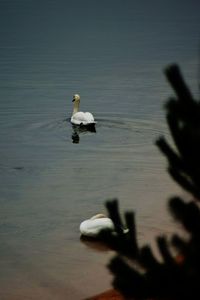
top-left (72, 94), bottom-right (80, 103)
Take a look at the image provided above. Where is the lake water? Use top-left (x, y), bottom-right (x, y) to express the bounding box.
top-left (0, 0), bottom-right (200, 299)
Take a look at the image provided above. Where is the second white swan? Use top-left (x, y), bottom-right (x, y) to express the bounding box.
top-left (80, 214), bottom-right (114, 237)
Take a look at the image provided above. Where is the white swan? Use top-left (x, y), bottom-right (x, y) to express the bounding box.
top-left (71, 94), bottom-right (96, 126)
top-left (80, 214), bottom-right (114, 238)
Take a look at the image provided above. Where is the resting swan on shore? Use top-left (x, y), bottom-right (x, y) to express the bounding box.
top-left (80, 214), bottom-right (129, 238)
top-left (80, 214), bottom-right (114, 238)
top-left (71, 94), bottom-right (96, 126)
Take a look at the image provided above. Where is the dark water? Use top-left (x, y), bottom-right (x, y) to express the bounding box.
top-left (0, 0), bottom-right (200, 299)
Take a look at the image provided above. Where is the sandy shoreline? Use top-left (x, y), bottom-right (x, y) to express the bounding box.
top-left (86, 289), bottom-right (124, 300)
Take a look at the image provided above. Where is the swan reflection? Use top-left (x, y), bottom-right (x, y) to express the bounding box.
top-left (71, 124), bottom-right (96, 143)
top-left (80, 235), bottom-right (111, 252)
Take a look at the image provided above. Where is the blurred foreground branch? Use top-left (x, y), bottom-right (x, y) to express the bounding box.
top-left (99, 64), bottom-right (200, 299)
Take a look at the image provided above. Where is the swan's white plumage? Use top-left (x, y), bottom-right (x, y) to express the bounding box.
top-left (71, 111), bottom-right (95, 125)
top-left (71, 94), bottom-right (95, 125)
top-left (80, 214), bottom-right (114, 237)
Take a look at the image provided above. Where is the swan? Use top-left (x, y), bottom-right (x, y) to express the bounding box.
top-left (71, 94), bottom-right (96, 126)
top-left (80, 214), bottom-right (115, 238)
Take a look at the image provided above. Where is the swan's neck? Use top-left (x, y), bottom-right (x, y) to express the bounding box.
top-left (72, 101), bottom-right (80, 115)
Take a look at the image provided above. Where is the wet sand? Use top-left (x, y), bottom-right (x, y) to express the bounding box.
top-left (86, 289), bottom-right (124, 300)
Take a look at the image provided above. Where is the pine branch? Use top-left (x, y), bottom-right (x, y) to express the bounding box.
top-left (164, 64), bottom-right (194, 103)
top-left (99, 64), bottom-right (200, 299)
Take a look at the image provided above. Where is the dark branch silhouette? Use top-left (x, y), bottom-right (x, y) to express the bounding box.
top-left (98, 64), bottom-right (200, 299)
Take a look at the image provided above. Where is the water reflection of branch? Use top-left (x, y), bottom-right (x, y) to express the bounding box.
top-left (71, 124), bottom-right (96, 144)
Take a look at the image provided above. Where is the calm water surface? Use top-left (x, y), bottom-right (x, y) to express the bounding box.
top-left (0, 1), bottom-right (200, 299)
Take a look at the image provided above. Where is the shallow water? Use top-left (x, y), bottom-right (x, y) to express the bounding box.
top-left (0, 0), bottom-right (200, 299)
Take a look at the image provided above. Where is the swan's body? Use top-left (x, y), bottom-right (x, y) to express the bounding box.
top-left (71, 94), bottom-right (95, 126)
top-left (71, 111), bottom-right (95, 125)
top-left (80, 214), bottom-right (114, 238)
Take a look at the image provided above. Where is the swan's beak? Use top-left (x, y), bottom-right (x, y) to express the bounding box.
top-left (72, 99), bottom-right (75, 102)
